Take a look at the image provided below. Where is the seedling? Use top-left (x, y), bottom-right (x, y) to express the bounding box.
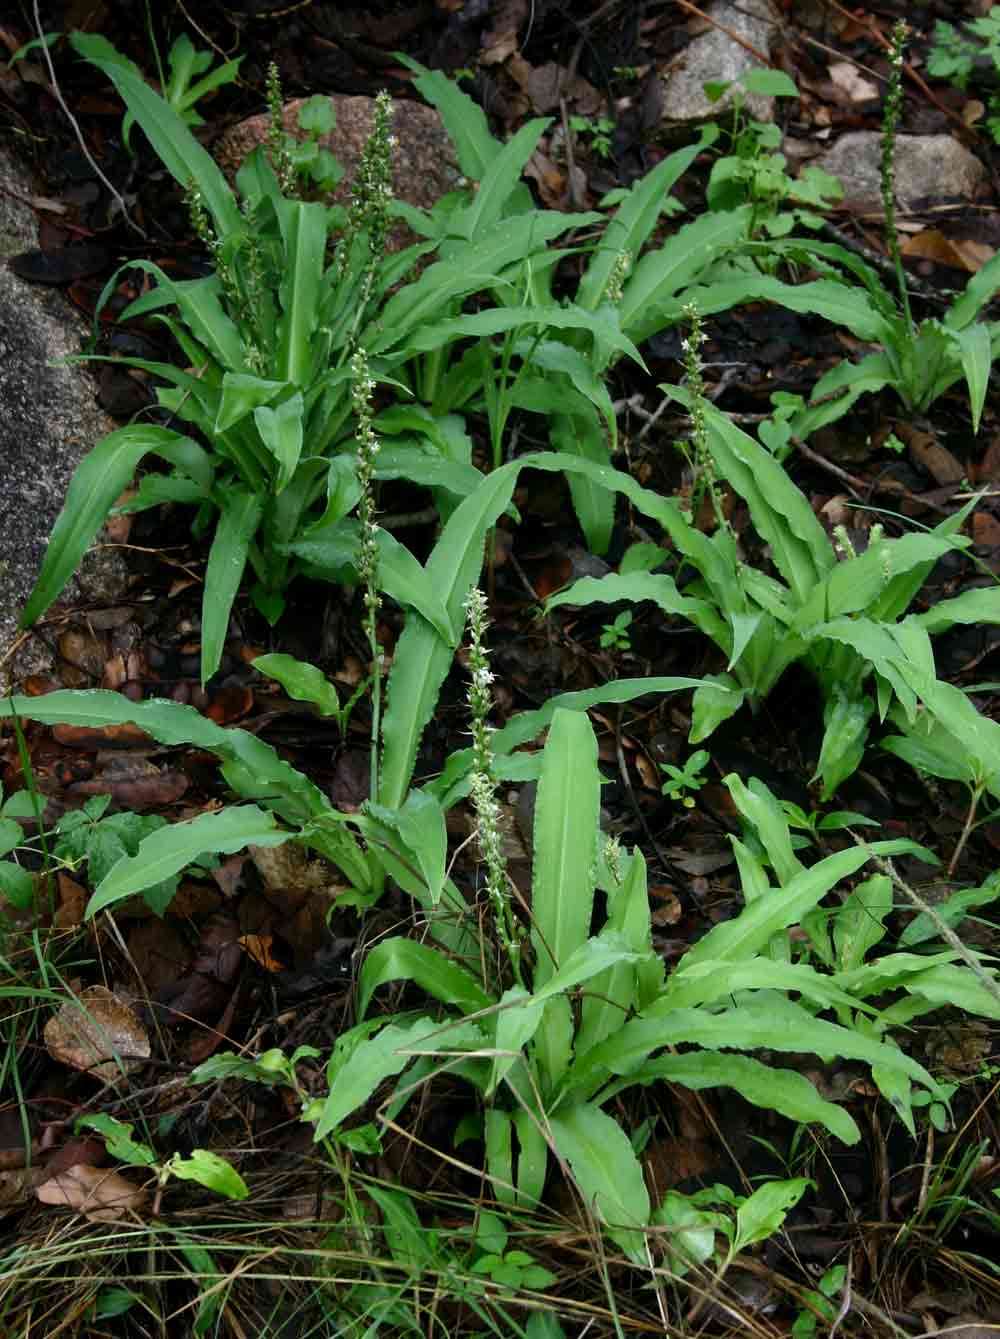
top-left (569, 114), bottom-right (615, 159)
top-left (659, 749), bottom-right (710, 806)
top-left (704, 68), bottom-right (841, 241)
top-left (928, 6), bottom-right (1000, 143)
top-left (74, 1112), bottom-right (249, 1214)
top-left (599, 610), bottom-right (633, 650)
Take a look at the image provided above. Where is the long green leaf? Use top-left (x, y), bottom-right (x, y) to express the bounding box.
top-left (357, 938), bottom-right (492, 1020)
top-left (954, 322), bottom-right (992, 433)
top-left (313, 1015), bottom-right (480, 1139)
top-left (667, 391), bottom-right (833, 601)
top-left (367, 214), bottom-right (601, 352)
top-left (393, 55), bottom-right (501, 179)
top-left (252, 653), bottom-right (341, 715)
top-left (577, 852), bottom-right (655, 1053)
top-left (395, 305), bottom-right (645, 369)
top-left (662, 957), bottom-right (875, 1016)
top-left (254, 391), bottom-right (304, 492)
top-left (0, 688), bottom-right (339, 828)
top-left (71, 33), bottom-right (241, 238)
top-left (21, 426), bottom-right (200, 628)
top-left (380, 462), bottom-right (522, 808)
top-left (548, 1102), bottom-right (650, 1262)
top-left (432, 675), bottom-right (710, 805)
top-left (550, 405), bottom-right (615, 557)
top-left (619, 208), bottom-right (752, 342)
top-left (577, 133), bottom-right (713, 311)
top-left (677, 839), bottom-right (937, 974)
top-left (460, 118), bottom-right (550, 238)
top-left (87, 805), bottom-right (285, 917)
top-left (201, 489), bottom-right (262, 684)
top-left (568, 998), bottom-right (933, 1096)
top-left (531, 710), bottom-right (600, 1091)
top-left (531, 710), bottom-right (600, 989)
top-left (606, 1051), bottom-right (860, 1144)
top-left (693, 275), bottom-right (892, 343)
top-left (276, 201), bottom-right (328, 385)
top-left (546, 570), bottom-right (727, 642)
top-left (944, 248), bottom-right (1000, 330)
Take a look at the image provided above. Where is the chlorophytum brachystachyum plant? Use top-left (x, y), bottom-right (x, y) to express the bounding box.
top-left (19, 37), bottom-right (629, 680)
top-left (20, 38), bottom-right (755, 680)
top-left (20, 37), bottom-right (788, 677)
top-left (708, 23), bottom-right (1000, 444)
top-left (191, 710), bottom-right (959, 1263)
top-left (545, 376), bottom-right (1000, 798)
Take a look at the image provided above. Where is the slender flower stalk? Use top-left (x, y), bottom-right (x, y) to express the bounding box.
top-left (351, 347), bottom-right (383, 807)
top-left (882, 21), bottom-right (914, 338)
top-left (341, 91), bottom-right (396, 349)
top-left (266, 61), bottom-right (296, 196)
top-left (679, 302), bottom-right (723, 528)
top-left (465, 589), bottom-right (522, 979)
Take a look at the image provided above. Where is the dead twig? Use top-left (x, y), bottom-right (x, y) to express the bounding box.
top-left (31, 2), bottom-right (145, 238)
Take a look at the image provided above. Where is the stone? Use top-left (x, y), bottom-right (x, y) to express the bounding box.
top-left (214, 94), bottom-right (464, 240)
top-left (814, 133), bottom-right (989, 215)
top-left (0, 146), bottom-right (127, 690)
top-left (660, 0), bottom-right (779, 125)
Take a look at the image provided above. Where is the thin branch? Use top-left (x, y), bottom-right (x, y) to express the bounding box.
top-left (31, 3), bottom-right (146, 237)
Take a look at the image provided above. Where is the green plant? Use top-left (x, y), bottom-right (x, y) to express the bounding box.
top-left (705, 68), bottom-right (843, 239)
top-left (727, 773), bottom-right (1000, 1073)
top-left (927, 6), bottom-right (1000, 144)
top-left (714, 27), bottom-right (1000, 441)
top-left (0, 774), bottom-right (217, 917)
top-left (51, 795), bottom-right (209, 915)
top-left (598, 610), bottom-right (632, 650)
top-left (569, 113), bottom-right (615, 160)
top-left (792, 1263), bottom-right (847, 1338)
top-left (74, 1112), bottom-right (249, 1207)
top-left (23, 42), bottom-right (636, 678)
top-left (0, 780), bottom-right (40, 909)
top-left (20, 39), bottom-right (770, 667)
top-left (777, 800), bottom-right (880, 849)
top-left (545, 388), bottom-right (1000, 797)
top-left (659, 749), bottom-right (710, 806)
top-left (279, 718), bottom-right (954, 1266)
top-left (653, 1176), bottom-right (813, 1283)
top-left (124, 32), bottom-right (243, 151)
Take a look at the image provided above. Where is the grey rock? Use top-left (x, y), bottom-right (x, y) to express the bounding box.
top-left (0, 145), bottom-right (127, 690)
top-left (661, 0), bottom-right (779, 124)
top-left (815, 132), bottom-right (988, 214)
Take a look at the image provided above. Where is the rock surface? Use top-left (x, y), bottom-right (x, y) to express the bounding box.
top-left (0, 146), bottom-right (127, 690)
top-left (814, 133), bottom-right (989, 215)
top-left (660, 0), bottom-right (779, 124)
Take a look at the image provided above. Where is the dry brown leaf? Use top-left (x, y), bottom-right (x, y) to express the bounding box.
top-left (827, 61), bottom-right (878, 103)
top-left (68, 758), bottom-right (189, 811)
top-left (480, 0), bottom-right (528, 64)
top-left (973, 512), bottom-right (1000, 547)
top-left (901, 229), bottom-right (996, 273)
top-left (53, 872), bottom-right (87, 929)
top-left (58, 628), bottom-right (107, 678)
top-left (649, 886), bottom-right (682, 927)
top-left (36, 1163), bottom-right (148, 1221)
top-left (52, 722), bottom-right (151, 750)
top-left (44, 985), bottom-right (150, 1082)
top-left (0, 1167), bottom-right (48, 1213)
top-left (896, 422), bottom-right (965, 486)
top-left (239, 933), bottom-right (286, 973)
